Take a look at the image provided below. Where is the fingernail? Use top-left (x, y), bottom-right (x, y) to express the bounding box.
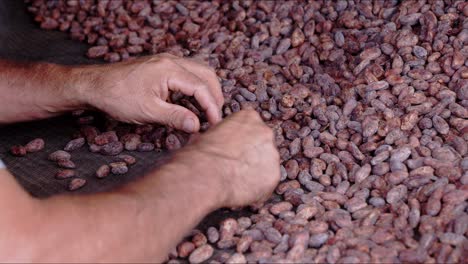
top-left (183, 118), bottom-right (195, 132)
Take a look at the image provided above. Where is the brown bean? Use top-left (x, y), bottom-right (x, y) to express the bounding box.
top-left (191, 232), bottom-right (207, 248)
top-left (188, 244), bottom-right (213, 264)
top-left (226, 253), bottom-right (246, 264)
top-left (48, 150), bottom-right (71, 161)
top-left (94, 131), bottom-right (118, 146)
top-left (10, 145), bottom-right (27, 157)
top-left (68, 178), bottom-right (86, 191)
top-left (100, 142), bottom-right (124, 156)
top-left (236, 235), bottom-right (253, 253)
top-left (25, 138), bottom-right (45, 153)
top-left (87, 46), bottom-right (108, 58)
top-left (56, 169), bottom-right (75, 179)
top-left (109, 162), bottom-right (128, 175)
top-left (95, 165), bottom-right (110, 178)
top-left (270, 202), bottom-right (293, 215)
top-left (63, 137), bottom-right (85, 152)
top-left (117, 154), bottom-right (136, 166)
top-left (123, 134), bottom-right (141, 151)
top-left (207, 227), bottom-right (219, 244)
top-left (219, 218), bottom-right (238, 241)
top-left (57, 159), bottom-right (76, 169)
top-left (165, 134), bottom-right (182, 150)
top-left (177, 241), bottom-right (195, 258)
top-left (137, 142), bottom-right (155, 152)
top-left (386, 185), bottom-right (407, 205)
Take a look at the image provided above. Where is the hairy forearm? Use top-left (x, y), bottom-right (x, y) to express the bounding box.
top-left (0, 60), bottom-right (91, 123)
top-left (11, 156), bottom-right (222, 262)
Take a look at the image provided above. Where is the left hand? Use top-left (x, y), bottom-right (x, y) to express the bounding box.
top-left (75, 53), bottom-right (224, 132)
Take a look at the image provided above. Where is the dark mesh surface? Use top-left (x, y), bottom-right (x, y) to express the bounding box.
top-left (0, 0), bottom-right (243, 228)
top-left (0, 115), bottom-right (170, 197)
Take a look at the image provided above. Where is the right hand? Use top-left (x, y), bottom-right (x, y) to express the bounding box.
top-left (176, 110), bottom-right (280, 208)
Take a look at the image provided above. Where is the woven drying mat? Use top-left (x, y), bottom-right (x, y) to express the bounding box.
top-left (0, 0), bottom-right (248, 229)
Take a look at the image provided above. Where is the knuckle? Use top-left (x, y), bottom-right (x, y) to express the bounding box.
top-left (158, 56), bottom-right (176, 66)
top-left (198, 82), bottom-right (210, 91)
top-left (244, 108), bottom-right (258, 117)
top-left (252, 111), bottom-right (263, 122)
top-left (195, 84), bottom-right (212, 100)
top-left (206, 68), bottom-right (218, 79)
top-left (192, 78), bottom-right (209, 90)
top-left (159, 52), bottom-right (176, 58)
top-left (191, 57), bottom-right (210, 67)
top-left (237, 110), bottom-right (252, 119)
top-left (243, 110), bottom-right (261, 123)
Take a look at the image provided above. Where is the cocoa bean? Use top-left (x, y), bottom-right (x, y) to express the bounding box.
top-left (188, 244), bottom-right (213, 264)
top-left (10, 145), bottom-right (27, 157)
top-left (64, 137), bottom-right (85, 151)
top-left (95, 165), bottom-right (110, 178)
top-left (25, 138), bottom-right (45, 153)
top-left (100, 141), bottom-right (124, 156)
top-left (94, 131), bottom-right (118, 146)
top-left (57, 159), bottom-right (76, 169)
top-left (117, 154), bottom-right (136, 166)
top-left (178, 241), bottom-right (195, 258)
top-left (109, 162), bottom-right (128, 175)
top-left (48, 150), bottom-right (71, 161)
top-left (68, 178), bottom-right (86, 191)
top-left (55, 169), bottom-right (75, 179)
top-left (207, 227), bottom-right (219, 244)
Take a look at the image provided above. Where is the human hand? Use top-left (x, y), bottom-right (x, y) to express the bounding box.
top-left (175, 110), bottom-right (281, 208)
top-left (78, 53), bottom-right (224, 132)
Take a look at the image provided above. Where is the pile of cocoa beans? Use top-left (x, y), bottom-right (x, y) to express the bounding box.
top-left (24, 0), bottom-right (468, 263)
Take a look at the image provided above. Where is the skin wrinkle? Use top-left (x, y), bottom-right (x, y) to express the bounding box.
top-left (73, 65), bottom-right (98, 104)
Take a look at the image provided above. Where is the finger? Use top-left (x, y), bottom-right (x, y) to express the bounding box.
top-left (154, 99), bottom-right (201, 133)
top-left (167, 70), bottom-right (222, 125)
top-left (173, 58), bottom-right (224, 109)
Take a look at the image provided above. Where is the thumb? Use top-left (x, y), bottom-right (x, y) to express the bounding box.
top-left (155, 101), bottom-right (201, 133)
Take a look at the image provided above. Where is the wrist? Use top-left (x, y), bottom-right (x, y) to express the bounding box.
top-left (66, 65), bottom-right (101, 110)
top-left (164, 149), bottom-right (229, 210)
